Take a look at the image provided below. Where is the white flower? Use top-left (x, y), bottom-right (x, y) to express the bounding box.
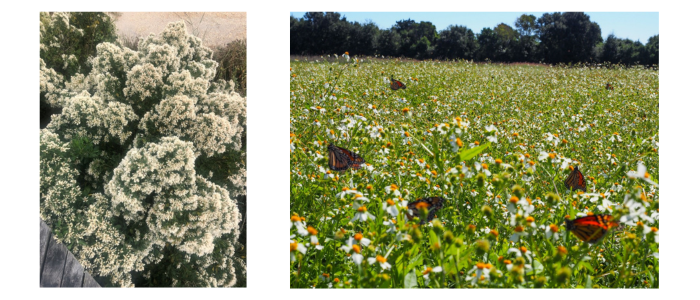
top-left (627, 161), bottom-right (658, 186)
top-left (383, 199), bottom-right (400, 217)
top-left (351, 202), bottom-right (376, 222)
top-left (291, 240), bottom-right (307, 262)
top-left (368, 247), bottom-right (393, 270)
top-left (421, 266), bottom-right (443, 285)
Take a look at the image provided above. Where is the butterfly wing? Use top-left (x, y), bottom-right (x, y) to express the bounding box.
top-left (397, 80), bottom-right (406, 89)
top-left (564, 166), bottom-right (586, 192)
top-left (390, 79), bottom-right (399, 90)
top-left (338, 147), bottom-right (365, 169)
top-left (328, 144), bottom-right (349, 171)
top-left (565, 215), bottom-right (615, 243)
top-left (390, 78), bottom-right (406, 90)
top-left (328, 144), bottom-right (364, 171)
top-left (406, 197), bottom-right (445, 224)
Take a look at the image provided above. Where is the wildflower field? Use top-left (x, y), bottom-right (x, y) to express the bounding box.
top-left (289, 57), bottom-right (659, 288)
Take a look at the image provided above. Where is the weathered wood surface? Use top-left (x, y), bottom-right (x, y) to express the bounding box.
top-left (40, 217), bottom-right (100, 287)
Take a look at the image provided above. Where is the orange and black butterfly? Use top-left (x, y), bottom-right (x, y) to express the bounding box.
top-left (327, 143), bottom-right (365, 171)
top-left (564, 214), bottom-right (619, 243)
top-left (406, 197), bottom-right (445, 224)
top-left (605, 83), bottom-right (614, 91)
top-left (564, 166), bottom-right (586, 192)
top-left (390, 76), bottom-right (407, 90)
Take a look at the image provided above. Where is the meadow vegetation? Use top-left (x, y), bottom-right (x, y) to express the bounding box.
top-left (289, 56), bottom-right (658, 288)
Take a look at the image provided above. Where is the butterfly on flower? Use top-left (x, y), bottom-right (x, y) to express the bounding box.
top-left (390, 76), bottom-right (407, 90)
top-left (405, 197), bottom-right (445, 224)
top-left (564, 214), bottom-right (619, 243)
top-left (564, 166), bottom-right (586, 192)
top-left (606, 83), bottom-right (614, 91)
top-left (327, 143), bottom-right (365, 171)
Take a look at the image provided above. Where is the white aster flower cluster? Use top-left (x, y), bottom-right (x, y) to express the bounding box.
top-left (40, 21), bottom-right (246, 287)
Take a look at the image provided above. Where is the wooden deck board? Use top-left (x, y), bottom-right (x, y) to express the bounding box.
top-left (41, 236), bottom-right (67, 287)
top-left (40, 218), bottom-right (101, 287)
top-left (61, 251), bottom-right (85, 287)
top-left (40, 218), bottom-right (51, 278)
top-left (82, 272), bottom-right (101, 287)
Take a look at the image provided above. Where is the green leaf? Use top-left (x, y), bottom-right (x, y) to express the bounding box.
top-left (406, 252), bottom-right (424, 272)
top-left (585, 275), bottom-right (592, 288)
top-left (404, 271), bottom-right (418, 288)
top-left (458, 142), bottom-right (491, 162)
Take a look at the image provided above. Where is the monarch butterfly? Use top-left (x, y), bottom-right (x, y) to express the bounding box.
top-left (390, 76), bottom-right (407, 90)
top-left (406, 197), bottom-right (445, 224)
top-left (327, 143), bottom-right (365, 171)
top-left (606, 83), bottom-right (614, 91)
top-left (564, 166), bottom-right (586, 192)
top-left (564, 214), bottom-right (618, 243)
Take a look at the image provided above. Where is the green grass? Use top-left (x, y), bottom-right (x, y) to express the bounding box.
top-left (289, 58), bottom-right (659, 288)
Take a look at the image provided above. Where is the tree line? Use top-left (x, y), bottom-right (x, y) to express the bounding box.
top-left (290, 12), bottom-right (659, 66)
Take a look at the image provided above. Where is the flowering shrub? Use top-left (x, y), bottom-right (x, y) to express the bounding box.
top-left (40, 21), bottom-right (246, 287)
top-left (290, 57), bottom-right (658, 288)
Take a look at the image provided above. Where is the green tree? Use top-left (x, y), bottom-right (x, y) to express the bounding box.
top-left (477, 24), bottom-right (518, 62)
top-left (393, 19), bottom-right (438, 58)
top-left (536, 12), bottom-right (602, 64)
top-left (645, 35), bottom-right (659, 65)
top-left (435, 25), bottom-right (478, 60)
top-left (377, 29), bottom-right (401, 57)
top-left (514, 14), bottom-right (539, 62)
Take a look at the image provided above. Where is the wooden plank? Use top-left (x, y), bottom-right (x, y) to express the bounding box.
top-left (82, 272), bottom-right (101, 288)
top-left (61, 250), bottom-right (84, 287)
top-left (40, 218), bottom-right (52, 279)
top-left (41, 237), bottom-right (67, 287)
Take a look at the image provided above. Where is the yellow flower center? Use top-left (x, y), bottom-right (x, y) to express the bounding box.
top-left (520, 246), bottom-right (527, 253)
top-left (357, 206), bottom-right (367, 212)
top-left (352, 244), bottom-right (361, 253)
top-left (474, 141), bottom-right (480, 145)
top-left (509, 196), bottom-right (519, 204)
top-left (550, 224), bottom-right (559, 233)
top-left (557, 245), bottom-right (567, 255)
top-left (387, 199), bottom-right (395, 206)
top-left (514, 225), bottom-right (524, 233)
top-left (290, 241), bottom-right (298, 252)
top-left (390, 184), bottom-right (398, 191)
top-left (354, 233), bottom-right (363, 241)
top-left (526, 216), bottom-right (535, 223)
top-left (307, 226), bottom-right (318, 236)
top-left (422, 267), bottom-right (433, 275)
top-left (376, 255), bottom-right (387, 263)
top-left (482, 163), bottom-right (488, 170)
top-left (456, 138), bottom-right (463, 147)
top-left (549, 153), bottom-right (556, 159)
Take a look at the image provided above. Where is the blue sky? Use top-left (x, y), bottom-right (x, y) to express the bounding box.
top-left (290, 12), bottom-right (659, 43)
